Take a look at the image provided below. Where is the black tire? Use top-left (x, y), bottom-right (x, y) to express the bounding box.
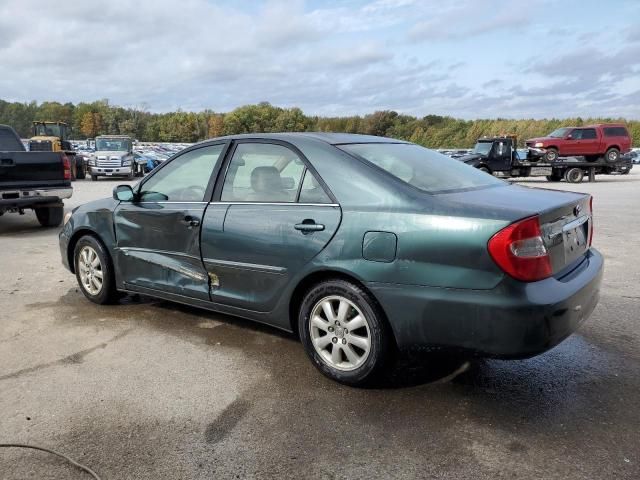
top-left (34, 206), bottom-right (64, 227)
top-left (546, 175), bottom-right (562, 182)
top-left (298, 279), bottom-right (390, 386)
top-left (76, 161), bottom-right (86, 180)
top-left (565, 167), bottom-right (584, 183)
top-left (478, 166), bottom-right (491, 174)
top-left (91, 174), bottom-right (98, 181)
top-left (73, 235), bottom-right (119, 304)
top-left (605, 148), bottom-right (620, 163)
top-left (543, 148), bottom-right (559, 162)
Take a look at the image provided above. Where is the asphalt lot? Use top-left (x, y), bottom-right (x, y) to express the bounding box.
top-left (1, 171), bottom-right (639, 479)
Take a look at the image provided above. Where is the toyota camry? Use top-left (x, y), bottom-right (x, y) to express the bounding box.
top-left (59, 133), bottom-right (603, 386)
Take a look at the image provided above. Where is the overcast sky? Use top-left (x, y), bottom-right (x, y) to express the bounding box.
top-left (1, 0), bottom-right (639, 119)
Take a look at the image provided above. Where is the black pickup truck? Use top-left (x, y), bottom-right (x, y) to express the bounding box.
top-left (0, 124), bottom-right (73, 227)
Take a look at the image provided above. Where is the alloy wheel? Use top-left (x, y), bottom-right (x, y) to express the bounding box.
top-left (309, 295), bottom-right (371, 371)
top-left (78, 246), bottom-right (103, 295)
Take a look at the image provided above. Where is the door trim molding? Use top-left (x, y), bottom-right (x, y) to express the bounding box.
top-left (203, 257), bottom-right (287, 274)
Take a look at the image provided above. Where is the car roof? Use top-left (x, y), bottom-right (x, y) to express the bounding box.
top-left (205, 132), bottom-right (409, 145)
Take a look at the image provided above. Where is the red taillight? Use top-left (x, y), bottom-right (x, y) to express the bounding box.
top-left (589, 196), bottom-right (594, 246)
top-left (62, 154), bottom-right (71, 180)
top-left (488, 216), bottom-right (552, 282)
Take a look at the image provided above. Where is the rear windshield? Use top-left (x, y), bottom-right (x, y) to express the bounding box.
top-left (339, 143), bottom-right (504, 194)
top-left (603, 127), bottom-right (628, 137)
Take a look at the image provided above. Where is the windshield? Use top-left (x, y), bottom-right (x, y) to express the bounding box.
top-left (34, 124), bottom-right (64, 138)
top-left (96, 138), bottom-right (131, 151)
top-left (473, 142), bottom-right (493, 155)
top-left (339, 143), bottom-right (504, 194)
top-left (548, 128), bottom-right (571, 138)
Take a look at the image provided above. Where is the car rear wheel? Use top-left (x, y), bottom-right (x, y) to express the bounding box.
top-left (565, 167), bottom-right (584, 183)
top-left (543, 148), bottom-right (559, 162)
top-left (34, 206), bottom-right (64, 227)
top-left (299, 279), bottom-right (389, 386)
top-left (605, 148), bottom-right (620, 163)
top-left (73, 235), bottom-right (119, 304)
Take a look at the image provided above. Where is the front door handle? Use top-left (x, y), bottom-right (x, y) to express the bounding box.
top-left (295, 220), bottom-right (325, 233)
top-left (182, 215), bottom-right (200, 227)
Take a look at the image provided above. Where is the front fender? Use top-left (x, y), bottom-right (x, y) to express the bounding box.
top-left (60, 197), bottom-right (119, 272)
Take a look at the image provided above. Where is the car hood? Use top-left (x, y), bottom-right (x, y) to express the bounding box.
top-left (436, 183), bottom-right (586, 222)
top-left (526, 137), bottom-right (555, 144)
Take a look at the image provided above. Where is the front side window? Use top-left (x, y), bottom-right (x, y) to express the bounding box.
top-left (581, 128), bottom-right (597, 139)
top-left (571, 129), bottom-right (583, 140)
top-left (139, 144), bottom-right (224, 202)
top-left (221, 143), bottom-right (305, 202)
top-left (339, 143), bottom-right (504, 194)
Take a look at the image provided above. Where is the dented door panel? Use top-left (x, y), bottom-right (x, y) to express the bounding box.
top-left (114, 202), bottom-right (210, 300)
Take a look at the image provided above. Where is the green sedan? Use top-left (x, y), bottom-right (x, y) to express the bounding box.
top-left (59, 133), bottom-right (603, 386)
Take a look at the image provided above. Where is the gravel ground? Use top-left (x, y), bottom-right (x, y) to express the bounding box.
top-left (1, 171), bottom-right (639, 479)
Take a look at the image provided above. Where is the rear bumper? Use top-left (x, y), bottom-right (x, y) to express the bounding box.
top-left (0, 187), bottom-right (72, 210)
top-left (368, 249), bottom-right (603, 358)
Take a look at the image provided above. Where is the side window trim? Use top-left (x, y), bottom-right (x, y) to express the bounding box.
top-left (212, 139), bottom-right (338, 205)
top-left (294, 167), bottom-right (308, 203)
top-left (136, 141), bottom-right (230, 203)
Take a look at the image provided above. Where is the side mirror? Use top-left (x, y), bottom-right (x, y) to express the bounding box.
top-left (113, 184), bottom-right (135, 202)
top-left (566, 134), bottom-right (573, 140)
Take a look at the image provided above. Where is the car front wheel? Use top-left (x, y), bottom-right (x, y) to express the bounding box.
top-left (299, 279), bottom-right (390, 386)
top-left (73, 235), bottom-right (118, 304)
top-left (543, 148), bottom-right (559, 162)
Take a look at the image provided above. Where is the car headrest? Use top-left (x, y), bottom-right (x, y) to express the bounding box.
top-left (251, 166), bottom-right (282, 193)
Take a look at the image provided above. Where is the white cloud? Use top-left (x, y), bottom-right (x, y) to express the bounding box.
top-left (0, 0), bottom-right (638, 119)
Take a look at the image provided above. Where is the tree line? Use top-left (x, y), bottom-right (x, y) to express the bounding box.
top-left (1, 99), bottom-right (638, 148)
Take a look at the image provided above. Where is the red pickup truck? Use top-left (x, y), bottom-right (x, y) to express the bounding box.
top-left (526, 123), bottom-right (632, 162)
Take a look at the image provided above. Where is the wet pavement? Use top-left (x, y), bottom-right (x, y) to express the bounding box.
top-left (1, 174), bottom-right (639, 479)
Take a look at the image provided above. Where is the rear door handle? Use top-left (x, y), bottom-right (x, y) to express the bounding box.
top-left (182, 215), bottom-right (200, 227)
top-left (294, 220), bottom-right (325, 233)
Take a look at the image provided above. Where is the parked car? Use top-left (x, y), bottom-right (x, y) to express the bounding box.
top-left (525, 124), bottom-right (632, 162)
top-left (0, 124), bottom-right (73, 227)
top-left (59, 133), bottom-right (602, 385)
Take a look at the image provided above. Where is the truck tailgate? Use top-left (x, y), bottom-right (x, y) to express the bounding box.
top-left (0, 151), bottom-right (68, 189)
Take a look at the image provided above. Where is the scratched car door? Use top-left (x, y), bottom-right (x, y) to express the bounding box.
top-left (113, 143), bottom-right (226, 300)
top-left (200, 141), bottom-right (341, 315)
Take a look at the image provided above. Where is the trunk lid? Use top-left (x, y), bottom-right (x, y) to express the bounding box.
top-left (439, 184), bottom-right (592, 275)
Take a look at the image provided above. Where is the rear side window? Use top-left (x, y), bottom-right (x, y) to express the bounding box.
top-left (0, 127), bottom-right (25, 151)
top-left (603, 127), bottom-right (628, 137)
top-left (339, 143), bottom-right (504, 194)
top-left (221, 143), bottom-right (305, 202)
